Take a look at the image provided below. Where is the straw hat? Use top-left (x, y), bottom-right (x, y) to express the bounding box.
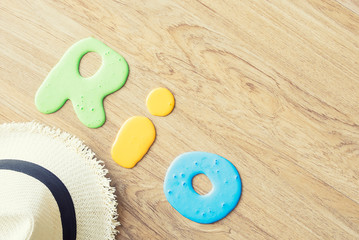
top-left (0, 122), bottom-right (119, 240)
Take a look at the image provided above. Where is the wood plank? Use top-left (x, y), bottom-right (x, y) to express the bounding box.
top-left (0, 0), bottom-right (358, 239)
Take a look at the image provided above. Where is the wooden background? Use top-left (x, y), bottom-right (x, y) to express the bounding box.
top-left (1, 0), bottom-right (359, 239)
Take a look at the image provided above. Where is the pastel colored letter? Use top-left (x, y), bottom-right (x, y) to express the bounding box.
top-left (35, 37), bottom-right (129, 128)
top-left (111, 116), bottom-right (156, 168)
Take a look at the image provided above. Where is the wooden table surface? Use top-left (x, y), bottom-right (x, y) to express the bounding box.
top-left (1, 0), bottom-right (359, 239)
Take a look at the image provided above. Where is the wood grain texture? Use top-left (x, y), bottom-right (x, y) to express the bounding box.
top-left (1, 0), bottom-right (359, 239)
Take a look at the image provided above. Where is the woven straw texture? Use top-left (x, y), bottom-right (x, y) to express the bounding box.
top-left (0, 122), bottom-right (119, 240)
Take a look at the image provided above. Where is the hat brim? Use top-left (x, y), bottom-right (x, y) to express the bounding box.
top-left (0, 122), bottom-right (119, 240)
